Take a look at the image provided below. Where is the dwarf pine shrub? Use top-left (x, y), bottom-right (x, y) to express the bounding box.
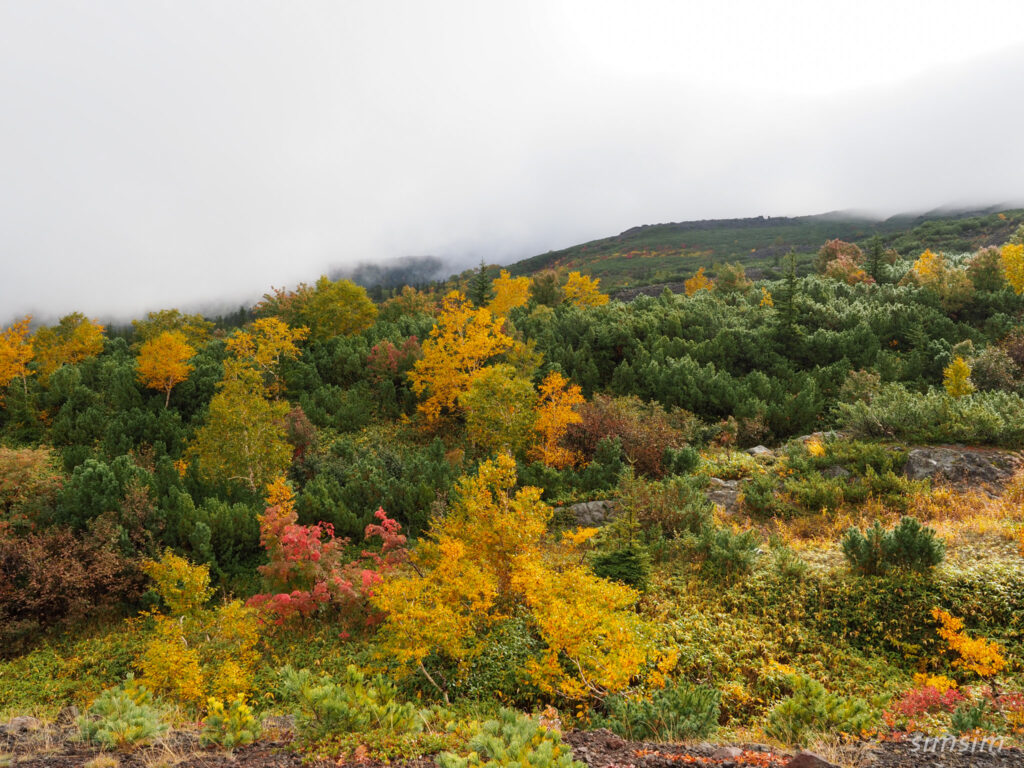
top-left (200, 694), bottom-right (261, 749)
top-left (439, 709), bottom-right (583, 768)
top-left (77, 678), bottom-right (167, 750)
top-left (591, 544), bottom-right (651, 591)
top-left (841, 517), bottom-right (944, 576)
top-left (765, 675), bottom-right (877, 745)
top-left (603, 679), bottom-right (721, 741)
top-left (279, 665), bottom-right (421, 743)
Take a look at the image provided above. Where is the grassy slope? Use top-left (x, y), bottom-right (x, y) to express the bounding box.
top-left (504, 206), bottom-right (1024, 289)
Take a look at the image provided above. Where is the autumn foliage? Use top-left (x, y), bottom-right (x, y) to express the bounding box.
top-left (32, 313), bottom-right (105, 380)
top-left (684, 266), bottom-right (713, 295)
top-left (932, 608), bottom-right (1007, 679)
top-left (1001, 242), bottom-right (1024, 294)
top-left (136, 330), bottom-right (195, 407)
top-left (225, 317), bottom-right (308, 397)
top-left (0, 316), bottom-right (33, 399)
top-left (373, 454), bottom-right (672, 701)
top-left (488, 269), bottom-right (531, 317)
top-left (563, 271), bottom-right (609, 308)
top-left (248, 476), bottom-right (407, 628)
top-left (138, 550), bottom-right (259, 706)
top-left (408, 291), bottom-right (513, 423)
top-left (530, 372), bottom-right (584, 468)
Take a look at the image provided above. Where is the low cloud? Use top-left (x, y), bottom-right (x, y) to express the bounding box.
top-left (2, 3), bottom-right (1023, 322)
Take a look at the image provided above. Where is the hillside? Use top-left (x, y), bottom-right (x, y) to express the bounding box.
top-left (504, 206), bottom-right (1024, 289)
top-left (2, 218), bottom-right (1024, 767)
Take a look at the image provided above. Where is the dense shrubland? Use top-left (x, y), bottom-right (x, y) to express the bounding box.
top-left (1, 231), bottom-right (1023, 760)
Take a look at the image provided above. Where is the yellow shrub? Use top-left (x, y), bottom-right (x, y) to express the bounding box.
top-left (137, 552), bottom-right (259, 709)
top-left (141, 549), bottom-right (213, 615)
top-left (932, 608), bottom-right (1007, 679)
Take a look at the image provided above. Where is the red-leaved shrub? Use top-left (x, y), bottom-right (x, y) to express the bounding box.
top-left (247, 478), bottom-right (407, 628)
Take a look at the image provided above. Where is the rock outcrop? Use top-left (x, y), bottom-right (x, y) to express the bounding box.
top-left (903, 446), bottom-right (1021, 491)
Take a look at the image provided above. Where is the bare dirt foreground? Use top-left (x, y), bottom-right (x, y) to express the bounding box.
top-left (4, 727), bottom-right (1023, 768)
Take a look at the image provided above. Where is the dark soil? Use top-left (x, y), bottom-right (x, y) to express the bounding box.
top-left (4, 726), bottom-right (1023, 768)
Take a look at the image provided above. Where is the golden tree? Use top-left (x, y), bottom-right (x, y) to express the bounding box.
top-left (458, 364), bottom-right (538, 455)
top-left (382, 285), bottom-right (437, 319)
top-left (530, 371), bottom-right (585, 468)
top-left (1001, 243), bottom-right (1024, 295)
top-left (32, 313), bottom-right (105, 379)
top-left (904, 250), bottom-right (974, 313)
top-left (259, 276), bottom-right (377, 340)
top-left (942, 356), bottom-right (975, 398)
top-left (0, 316), bottom-right (33, 399)
top-left (407, 291), bottom-right (513, 423)
top-left (563, 271), bottom-right (609, 308)
top-left (225, 317), bottom-right (308, 397)
top-left (911, 249), bottom-right (942, 281)
top-left (488, 269), bottom-right (531, 317)
top-left (137, 331), bottom-right (195, 408)
top-left (132, 309), bottom-right (213, 348)
top-left (684, 266), bottom-right (713, 295)
top-left (372, 454), bottom-right (671, 701)
top-left (188, 360), bottom-right (291, 491)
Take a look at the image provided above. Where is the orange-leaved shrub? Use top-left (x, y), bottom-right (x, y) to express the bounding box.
top-left (566, 394), bottom-right (699, 477)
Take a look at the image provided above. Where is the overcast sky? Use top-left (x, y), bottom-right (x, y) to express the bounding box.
top-left (3, 1), bottom-right (1024, 321)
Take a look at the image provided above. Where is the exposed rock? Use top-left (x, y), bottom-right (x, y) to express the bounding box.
top-left (903, 446), bottom-right (1021, 490)
top-left (712, 746), bottom-right (743, 760)
top-left (260, 714), bottom-right (295, 732)
top-left (4, 716), bottom-right (42, 733)
top-left (706, 477), bottom-right (741, 514)
top-left (746, 445), bottom-right (773, 457)
top-left (787, 750), bottom-right (838, 768)
top-left (821, 465), bottom-right (851, 479)
top-left (553, 499), bottom-right (622, 527)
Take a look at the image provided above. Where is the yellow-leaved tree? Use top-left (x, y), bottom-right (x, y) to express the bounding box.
top-left (563, 271), bottom-right (609, 308)
top-left (488, 269), bottom-right (531, 317)
top-left (136, 330), bottom-right (195, 407)
top-left (904, 250), bottom-right (974, 313)
top-left (942, 356), bottom-right (974, 398)
top-left (372, 454), bottom-right (672, 701)
top-left (1001, 243), bottom-right (1024, 294)
top-left (258, 276), bottom-right (377, 340)
top-left (225, 317), bottom-right (308, 397)
top-left (188, 360), bottom-right (291, 491)
top-left (530, 371), bottom-right (584, 468)
top-left (32, 313), bottom-right (105, 380)
top-left (0, 316), bottom-right (33, 400)
top-left (458, 364), bottom-right (538, 455)
top-left (684, 266), bottom-right (713, 295)
top-left (932, 608), bottom-right (1006, 679)
top-left (132, 309), bottom-right (213, 349)
top-left (407, 291), bottom-right (513, 423)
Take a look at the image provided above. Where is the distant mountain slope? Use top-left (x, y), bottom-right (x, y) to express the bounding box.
top-left (504, 205), bottom-right (1024, 288)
